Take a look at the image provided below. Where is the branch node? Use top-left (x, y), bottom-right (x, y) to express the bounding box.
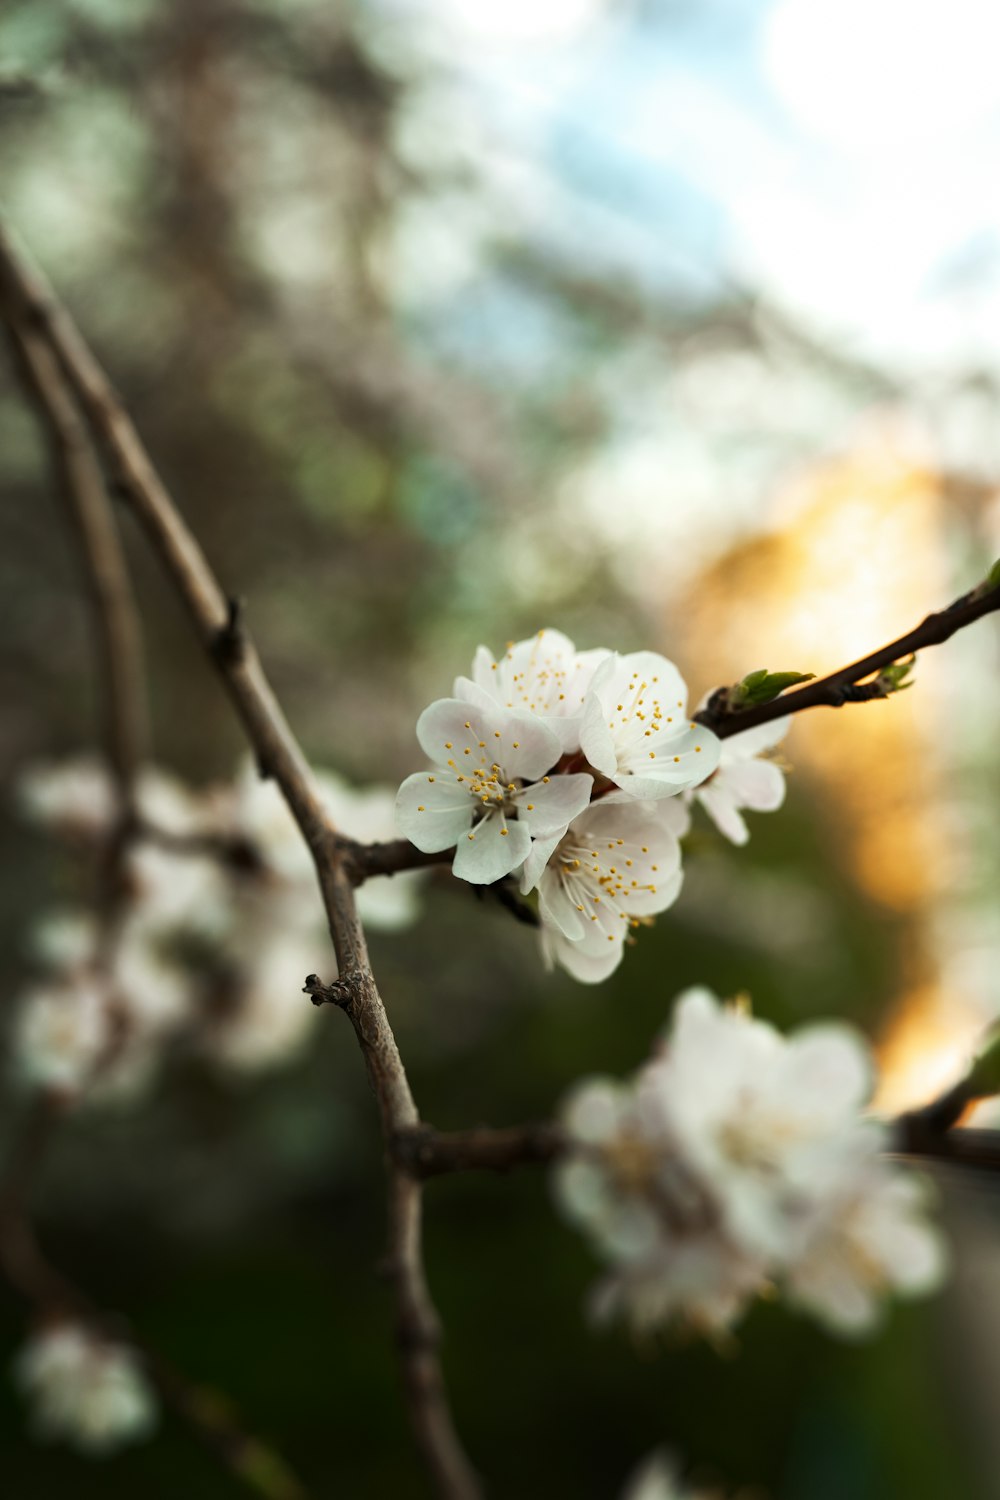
top-left (303, 973), bottom-right (358, 1010)
top-left (212, 596), bottom-right (247, 667)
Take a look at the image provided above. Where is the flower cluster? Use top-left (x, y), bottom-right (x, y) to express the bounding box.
top-left (556, 989), bottom-right (945, 1338)
top-left (15, 1324), bottom-right (156, 1454)
top-left (621, 1452), bottom-right (725, 1500)
top-left (12, 756), bottom-right (420, 1090)
top-left (396, 630), bottom-right (788, 981)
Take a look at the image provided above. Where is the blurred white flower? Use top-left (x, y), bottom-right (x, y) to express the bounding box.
top-left (579, 652), bottom-right (721, 801)
top-left (785, 1152), bottom-right (946, 1336)
top-left (691, 719), bottom-right (788, 846)
top-left (529, 800), bottom-right (687, 983)
top-left (17, 757), bottom-right (217, 843)
top-left (454, 627), bottom-right (610, 753)
top-left (621, 1450), bottom-right (723, 1500)
top-left (17, 756), bottom-right (117, 839)
top-left (16, 1324), bottom-right (156, 1454)
top-left (396, 698), bottom-right (591, 884)
top-left (646, 988), bottom-right (872, 1259)
top-left (125, 843), bottom-right (229, 941)
top-left (233, 758), bottom-right (424, 930)
top-left (14, 975), bottom-right (110, 1092)
top-left (556, 989), bottom-right (943, 1338)
top-left (209, 910), bottom-right (325, 1072)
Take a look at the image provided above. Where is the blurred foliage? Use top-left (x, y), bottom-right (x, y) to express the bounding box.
top-left (2, 1), bottom-right (999, 1497)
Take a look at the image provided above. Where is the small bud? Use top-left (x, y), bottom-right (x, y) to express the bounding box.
top-left (987, 557), bottom-right (1000, 590)
top-left (733, 669), bottom-right (814, 707)
top-left (875, 655), bottom-right (916, 695)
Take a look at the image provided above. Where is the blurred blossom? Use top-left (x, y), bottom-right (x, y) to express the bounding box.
top-left (208, 913), bottom-right (325, 1073)
top-left (556, 988), bottom-right (944, 1338)
top-left (231, 756), bottom-right (424, 931)
top-left (14, 974), bottom-right (110, 1092)
top-left (17, 756), bottom-right (117, 839)
top-left (16, 1325), bottom-right (156, 1455)
top-left (620, 1451), bottom-right (723, 1500)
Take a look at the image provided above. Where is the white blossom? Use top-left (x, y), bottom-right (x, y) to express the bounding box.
top-left (14, 975), bottom-right (110, 1092)
top-left (579, 652), bottom-right (721, 801)
top-left (16, 1324), bottom-right (156, 1454)
top-left (555, 989), bottom-right (944, 1338)
top-left (691, 719), bottom-right (788, 846)
top-left (396, 698), bottom-right (591, 884)
top-left (208, 904), bottom-right (325, 1071)
top-left (529, 800), bottom-right (687, 983)
top-left (454, 627), bottom-right (610, 752)
top-left (644, 988), bottom-right (872, 1259)
top-left (621, 1451), bottom-right (723, 1500)
top-left (784, 1150), bottom-right (946, 1336)
top-left (18, 757), bottom-right (117, 838)
top-left (232, 758), bottom-right (423, 931)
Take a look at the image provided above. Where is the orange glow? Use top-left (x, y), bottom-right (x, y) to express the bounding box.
top-left (680, 438), bottom-right (975, 1108)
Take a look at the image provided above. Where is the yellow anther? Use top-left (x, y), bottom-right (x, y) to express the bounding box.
top-left (500, 828), bottom-right (509, 836)
top-left (428, 776), bottom-right (435, 782)
top-left (527, 803), bottom-right (535, 810)
top-left (445, 742), bottom-right (453, 749)
top-left (417, 806), bottom-right (425, 812)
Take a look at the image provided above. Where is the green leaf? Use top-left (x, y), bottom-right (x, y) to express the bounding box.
top-left (877, 656), bottom-right (916, 694)
top-left (735, 669), bottom-right (815, 707)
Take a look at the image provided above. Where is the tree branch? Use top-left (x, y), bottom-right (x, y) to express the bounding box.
top-left (0, 220), bottom-right (481, 1500)
top-left (3, 319), bottom-right (147, 800)
top-left (695, 580), bottom-right (1000, 740)
top-left (395, 1123), bottom-right (566, 1178)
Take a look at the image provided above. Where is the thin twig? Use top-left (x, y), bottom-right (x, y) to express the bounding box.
top-left (4, 320), bottom-right (147, 800)
top-left (395, 1123), bottom-right (565, 1178)
top-left (0, 219), bottom-right (481, 1500)
top-left (696, 581), bottom-right (1000, 740)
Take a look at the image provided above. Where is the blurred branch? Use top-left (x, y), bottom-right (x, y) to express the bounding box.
top-left (3, 317), bottom-right (147, 807)
top-left (395, 1123), bottom-right (565, 1178)
top-left (0, 1110), bottom-right (310, 1500)
top-left (0, 219), bottom-right (481, 1500)
top-left (696, 577), bottom-right (1000, 740)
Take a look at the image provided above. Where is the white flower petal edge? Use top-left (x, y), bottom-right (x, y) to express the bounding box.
top-left (533, 801), bottom-right (684, 982)
top-left (692, 717), bottom-right (789, 846)
top-left (456, 628), bottom-right (611, 753)
top-left (580, 652), bottom-right (721, 799)
top-left (396, 697), bottom-right (591, 885)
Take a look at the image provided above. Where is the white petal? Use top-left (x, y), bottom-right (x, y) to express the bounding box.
top-left (451, 812), bottom-right (530, 884)
top-left (615, 724), bottom-right (722, 799)
top-left (395, 772), bottom-right (471, 852)
top-left (715, 759), bottom-right (786, 813)
top-left (514, 773), bottom-right (592, 838)
top-left (452, 674), bottom-right (497, 714)
top-left (416, 697), bottom-right (560, 783)
top-left (721, 715), bottom-right (790, 761)
top-left (537, 868), bottom-right (588, 940)
top-left (471, 644), bottom-right (501, 696)
top-left (544, 924), bottom-right (626, 983)
top-left (696, 782), bottom-right (750, 845)
top-left (519, 832), bottom-right (560, 894)
top-left (578, 688), bottom-right (619, 776)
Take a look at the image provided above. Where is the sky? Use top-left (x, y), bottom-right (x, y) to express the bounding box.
top-left (385, 0), bottom-right (1000, 380)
